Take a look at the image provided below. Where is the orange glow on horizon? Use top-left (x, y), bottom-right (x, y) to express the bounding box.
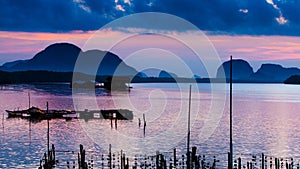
top-left (209, 35), bottom-right (300, 61)
top-left (0, 30), bottom-right (300, 68)
top-left (0, 30), bottom-right (96, 41)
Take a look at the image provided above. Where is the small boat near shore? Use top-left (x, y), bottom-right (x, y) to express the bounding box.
top-left (6, 107), bottom-right (133, 121)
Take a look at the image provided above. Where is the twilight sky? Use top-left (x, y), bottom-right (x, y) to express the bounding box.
top-left (0, 0), bottom-right (300, 74)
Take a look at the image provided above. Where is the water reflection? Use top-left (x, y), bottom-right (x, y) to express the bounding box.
top-left (1, 83), bottom-right (300, 168)
top-left (0, 83), bottom-right (112, 96)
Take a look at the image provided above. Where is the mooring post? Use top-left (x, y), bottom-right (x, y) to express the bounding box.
top-left (160, 154), bottom-right (164, 169)
top-left (47, 102), bottom-right (50, 160)
top-left (28, 92), bottom-right (30, 109)
top-left (186, 85), bottom-right (192, 169)
top-left (109, 144), bottom-right (112, 169)
top-left (143, 114), bottom-right (146, 136)
top-left (2, 112), bottom-right (4, 130)
top-left (228, 152), bottom-right (231, 169)
top-left (110, 114), bottom-right (113, 129)
top-left (156, 151), bottom-right (160, 168)
top-left (78, 152), bottom-right (80, 168)
top-left (44, 152), bottom-right (48, 167)
top-left (173, 148), bottom-right (177, 167)
top-left (229, 55), bottom-right (233, 169)
top-left (262, 153), bottom-right (265, 169)
top-left (192, 146), bottom-right (196, 164)
top-left (81, 149), bottom-right (86, 168)
top-left (238, 157), bottom-right (241, 169)
top-left (52, 144), bottom-right (55, 162)
top-left (121, 150), bottom-right (123, 169)
top-left (123, 153), bottom-right (126, 169)
top-left (163, 155), bottom-right (167, 169)
top-left (79, 144), bottom-right (84, 168)
top-left (138, 118), bottom-right (141, 128)
top-left (39, 160), bottom-right (42, 169)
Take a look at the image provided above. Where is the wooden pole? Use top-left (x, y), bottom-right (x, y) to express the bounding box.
top-left (28, 109), bottom-right (31, 144)
top-left (228, 152), bottom-right (231, 169)
top-left (143, 114), bottom-right (146, 136)
top-left (229, 56), bottom-right (233, 169)
top-left (28, 92), bottom-right (30, 109)
top-left (187, 85), bottom-right (192, 169)
top-left (262, 153), bottom-right (265, 169)
top-left (109, 144), bottom-right (112, 169)
top-left (192, 146), bottom-right (196, 164)
top-left (78, 152), bottom-right (80, 168)
top-left (115, 116), bottom-right (117, 129)
top-left (173, 148), bottom-right (177, 167)
top-left (28, 92), bottom-right (31, 143)
top-left (238, 157), bottom-right (241, 169)
top-left (111, 113), bottom-right (113, 129)
top-left (121, 150), bottom-right (123, 169)
top-left (2, 113), bottom-right (4, 130)
top-left (156, 151), bottom-right (159, 168)
top-left (52, 144), bottom-right (55, 162)
top-left (138, 118), bottom-right (141, 128)
top-left (47, 102), bottom-right (50, 160)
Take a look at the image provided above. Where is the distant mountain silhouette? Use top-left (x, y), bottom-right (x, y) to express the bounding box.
top-left (135, 72), bottom-right (148, 78)
top-left (2, 43), bottom-right (300, 84)
top-left (216, 59), bottom-right (254, 80)
top-left (193, 75), bottom-right (201, 79)
top-left (141, 68), bottom-right (162, 77)
top-left (2, 60), bottom-right (28, 68)
top-left (0, 43), bottom-right (137, 76)
top-left (252, 64), bottom-right (300, 82)
top-left (284, 75), bottom-right (300, 84)
top-left (140, 68), bottom-right (178, 78)
top-left (158, 70), bottom-right (178, 78)
top-left (78, 49), bottom-right (137, 76)
top-left (1, 43), bottom-right (81, 72)
top-left (217, 59), bottom-right (300, 83)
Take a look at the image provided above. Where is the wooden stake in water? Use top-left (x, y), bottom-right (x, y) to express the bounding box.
top-left (28, 92), bottom-right (31, 145)
top-left (47, 102), bottom-right (50, 159)
top-left (229, 55), bottom-right (233, 169)
top-left (109, 144), bottom-right (112, 169)
top-left (28, 92), bottom-right (30, 109)
top-left (143, 114), bottom-right (146, 136)
top-left (29, 116), bottom-right (31, 145)
top-left (187, 85), bottom-right (192, 169)
top-left (2, 113), bottom-right (4, 137)
top-left (2, 113), bottom-right (4, 129)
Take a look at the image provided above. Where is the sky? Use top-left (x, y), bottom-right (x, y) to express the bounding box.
top-left (0, 0), bottom-right (300, 75)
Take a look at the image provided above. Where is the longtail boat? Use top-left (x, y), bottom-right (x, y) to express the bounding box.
top-left (6, 107), bottom-right (133, 120)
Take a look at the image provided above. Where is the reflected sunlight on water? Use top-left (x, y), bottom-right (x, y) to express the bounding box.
top-left (0, 83), bottom-right (300, 168)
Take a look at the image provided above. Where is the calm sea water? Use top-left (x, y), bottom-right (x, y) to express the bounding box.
top-left (0, 83), bottom-right (300, 168)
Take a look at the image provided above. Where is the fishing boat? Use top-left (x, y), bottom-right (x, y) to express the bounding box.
top-left (76, 109), bottom-right (133, 120)
top-left (6, 106), bottom-right (70, 119)
top-left (6, 107), bottom-right (133, 120)
top-left (70, 77), bottom-right (132, 91)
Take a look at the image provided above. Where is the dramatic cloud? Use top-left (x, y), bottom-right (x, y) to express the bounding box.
top-left (0, 0), bottom-right (299, 35)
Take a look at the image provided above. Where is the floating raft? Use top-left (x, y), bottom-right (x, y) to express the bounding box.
top-left (6, 107), bottom-right (133, 120)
